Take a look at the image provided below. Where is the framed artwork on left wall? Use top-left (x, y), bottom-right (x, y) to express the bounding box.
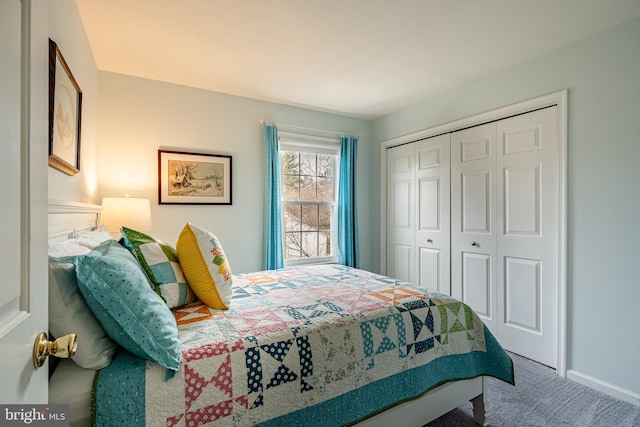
top-left (158, 149), bottom-right (232, 205)
top-left (48, 38), bottom-right (82, 176)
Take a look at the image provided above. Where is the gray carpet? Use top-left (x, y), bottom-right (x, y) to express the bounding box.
top-left (425, 353), bottom-right (640, 427)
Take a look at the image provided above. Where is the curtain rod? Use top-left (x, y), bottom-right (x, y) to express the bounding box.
top-left (260, 120), bottom-right (360, 138)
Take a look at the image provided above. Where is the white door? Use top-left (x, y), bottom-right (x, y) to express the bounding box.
top-left (496, 107), bottom-right (558, 368)
top-left (451, 122), bottom-right (498, 332)
top-left (386, 143), bottom-right (416, 283)
top-left (0, 0), bottom-right (49, 403)
top-left (415, 134), bottom-right (450, 294)
top-left (451, 108), bottom-right (559, 368)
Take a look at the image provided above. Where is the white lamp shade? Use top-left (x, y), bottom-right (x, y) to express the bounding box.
top-left (100, 197), bottom-right (152, 234)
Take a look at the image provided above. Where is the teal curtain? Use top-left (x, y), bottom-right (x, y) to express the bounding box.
top-left (337, 136), bottom-right (359, 268)
top-left (262, 124), bottom-right (284, 270)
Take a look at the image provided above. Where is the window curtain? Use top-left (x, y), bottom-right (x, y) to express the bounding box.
top-left (337, 135), bottom-right (359, 268)
top-left (262, 124), bottom-right (284, 270)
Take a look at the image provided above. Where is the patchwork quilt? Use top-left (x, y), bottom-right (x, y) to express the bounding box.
top-left (93, 265), bottom-right (514, 426)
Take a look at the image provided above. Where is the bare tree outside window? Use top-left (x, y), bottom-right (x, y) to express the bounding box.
top-left (281, 150), bottom-right (337, 262)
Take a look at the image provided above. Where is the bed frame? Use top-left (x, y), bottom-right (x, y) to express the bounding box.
top-left (360, 377), bottom-right (486, 426)
top-left (48, 199), bottom-right (104, 241)
top-left (47, 199), bottom-right (488, 426)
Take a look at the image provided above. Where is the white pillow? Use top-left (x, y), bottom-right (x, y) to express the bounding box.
top-left (69, 227), bottom-right (115, 250)
top-left (49, 242), bottom-right (118, 369)
top-left (48, 241), bottom-right (92, 258)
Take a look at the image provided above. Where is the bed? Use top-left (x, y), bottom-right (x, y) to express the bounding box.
top-left (47, 200), bottom-right (514, 426)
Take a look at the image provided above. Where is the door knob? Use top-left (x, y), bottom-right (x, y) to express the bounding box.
top-left (32, 332), bottom-right (77, 368)
top-left (471, 241), bottom-right (479, 247)
top-left (427, 239), bottom-right (433, 244)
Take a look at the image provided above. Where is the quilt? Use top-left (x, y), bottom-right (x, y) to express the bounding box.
top-left (92, 265), bottom-right (514, 426)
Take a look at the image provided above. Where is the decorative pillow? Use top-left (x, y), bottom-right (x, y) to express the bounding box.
top-left (120, 227), bottom-right (196, 309)
top-left (176, 223), bottom-right (232, 310)
top-left (71, 240), bottom-right (181, 373)
top-left (49, 242), bottom-right (118, 370)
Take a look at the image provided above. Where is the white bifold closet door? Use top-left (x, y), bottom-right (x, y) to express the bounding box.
top-left (387, 142), bottom-right (416, 284)
top-left (387, 134), bottom-right (451, 295)
top-left (451, 107), bottom-right (558, 368)
top-left (451, 121), bottom-right (498, 327)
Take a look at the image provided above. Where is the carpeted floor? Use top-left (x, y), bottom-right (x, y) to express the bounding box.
top-left (425, 352), bottom-right (640, 427)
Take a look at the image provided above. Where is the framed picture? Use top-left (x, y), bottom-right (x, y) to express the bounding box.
top-left (158, 150), bottom-right (232, 205)
top-left (48, 38), bottom-right (82, 176)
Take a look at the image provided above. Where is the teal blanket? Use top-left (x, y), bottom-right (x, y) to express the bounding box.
top-left (93, 265), bottom-right (514, 426)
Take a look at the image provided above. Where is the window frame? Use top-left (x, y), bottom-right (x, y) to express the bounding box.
top-left (279, 132), bottom-right (340, 266)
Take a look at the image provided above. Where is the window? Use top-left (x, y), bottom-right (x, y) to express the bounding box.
top-left (280, 137), bottom-right (339, 265)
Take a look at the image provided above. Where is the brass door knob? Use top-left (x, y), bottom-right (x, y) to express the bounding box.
top-left (32, 332), bottom-right (77, 368)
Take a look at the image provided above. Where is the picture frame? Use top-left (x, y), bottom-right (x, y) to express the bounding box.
top-left (48, 38), bottom-right (82, 176)
top-left (158, 149), bottom-right (232, 205)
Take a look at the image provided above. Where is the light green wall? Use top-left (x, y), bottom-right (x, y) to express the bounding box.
top-left (97, 72), bottom-right (376, 274)
top-left (374, 17), bottom-right (640, 395)
top-left (48, 0), bottom-right (100, 204)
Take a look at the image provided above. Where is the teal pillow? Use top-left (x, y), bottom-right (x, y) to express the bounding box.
top-left (120, 227), bottom-right (195, 309)
top-left (72, 240), bottom-right (181, 373)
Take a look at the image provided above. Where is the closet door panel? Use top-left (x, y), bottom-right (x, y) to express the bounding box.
top-left (416, 134), bottom-right (450, 294)
top-left (504, 256), bottom-right (540, 331)
top-left (504, 164), bottom-right (541, 236)
top-left (451, 122), bottom-right (497, 331)
top-left (461, 170), bottom-right (492, 233)
top-left (387, 143), bottom-right (416, 283)
top-left (393, 180), bottom-right (412, 228)
top-left (460, 136), bottom-right (492, 162)
top-left (461, 252), bottom-right (491, 317)
top-left (418, 177), bottom-right (440, 229)
top-left (418, 248), bottom-right (440, 290)
top-left (497, 107), bottom-right (558, 368)
top-left (393, 244), bottom-right (413, 283)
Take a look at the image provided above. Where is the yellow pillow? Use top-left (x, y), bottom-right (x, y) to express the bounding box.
top-left (176, 223), bottom-right (232, 309)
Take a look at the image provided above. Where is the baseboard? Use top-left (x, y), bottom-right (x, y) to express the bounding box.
top-left (566, 370), bottom-right (640, 407)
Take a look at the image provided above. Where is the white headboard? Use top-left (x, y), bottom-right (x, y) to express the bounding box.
top-left (48, 199), bottom-right (102, 242)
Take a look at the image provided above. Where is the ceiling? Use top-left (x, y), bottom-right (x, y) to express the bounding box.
top-left (76, 0), bottom-right (640, 120)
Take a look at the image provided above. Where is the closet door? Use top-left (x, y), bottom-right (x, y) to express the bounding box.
top-left (415, 134), bottom-right (450, 294)
top-left (451, 123), bottom-right (498, 332)
top-left (496, 107), bottom-right (558, 368)
top-left (451, 108), bottom-right (559, 368)
top-left (386, 143), bottom-right (416, 283)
